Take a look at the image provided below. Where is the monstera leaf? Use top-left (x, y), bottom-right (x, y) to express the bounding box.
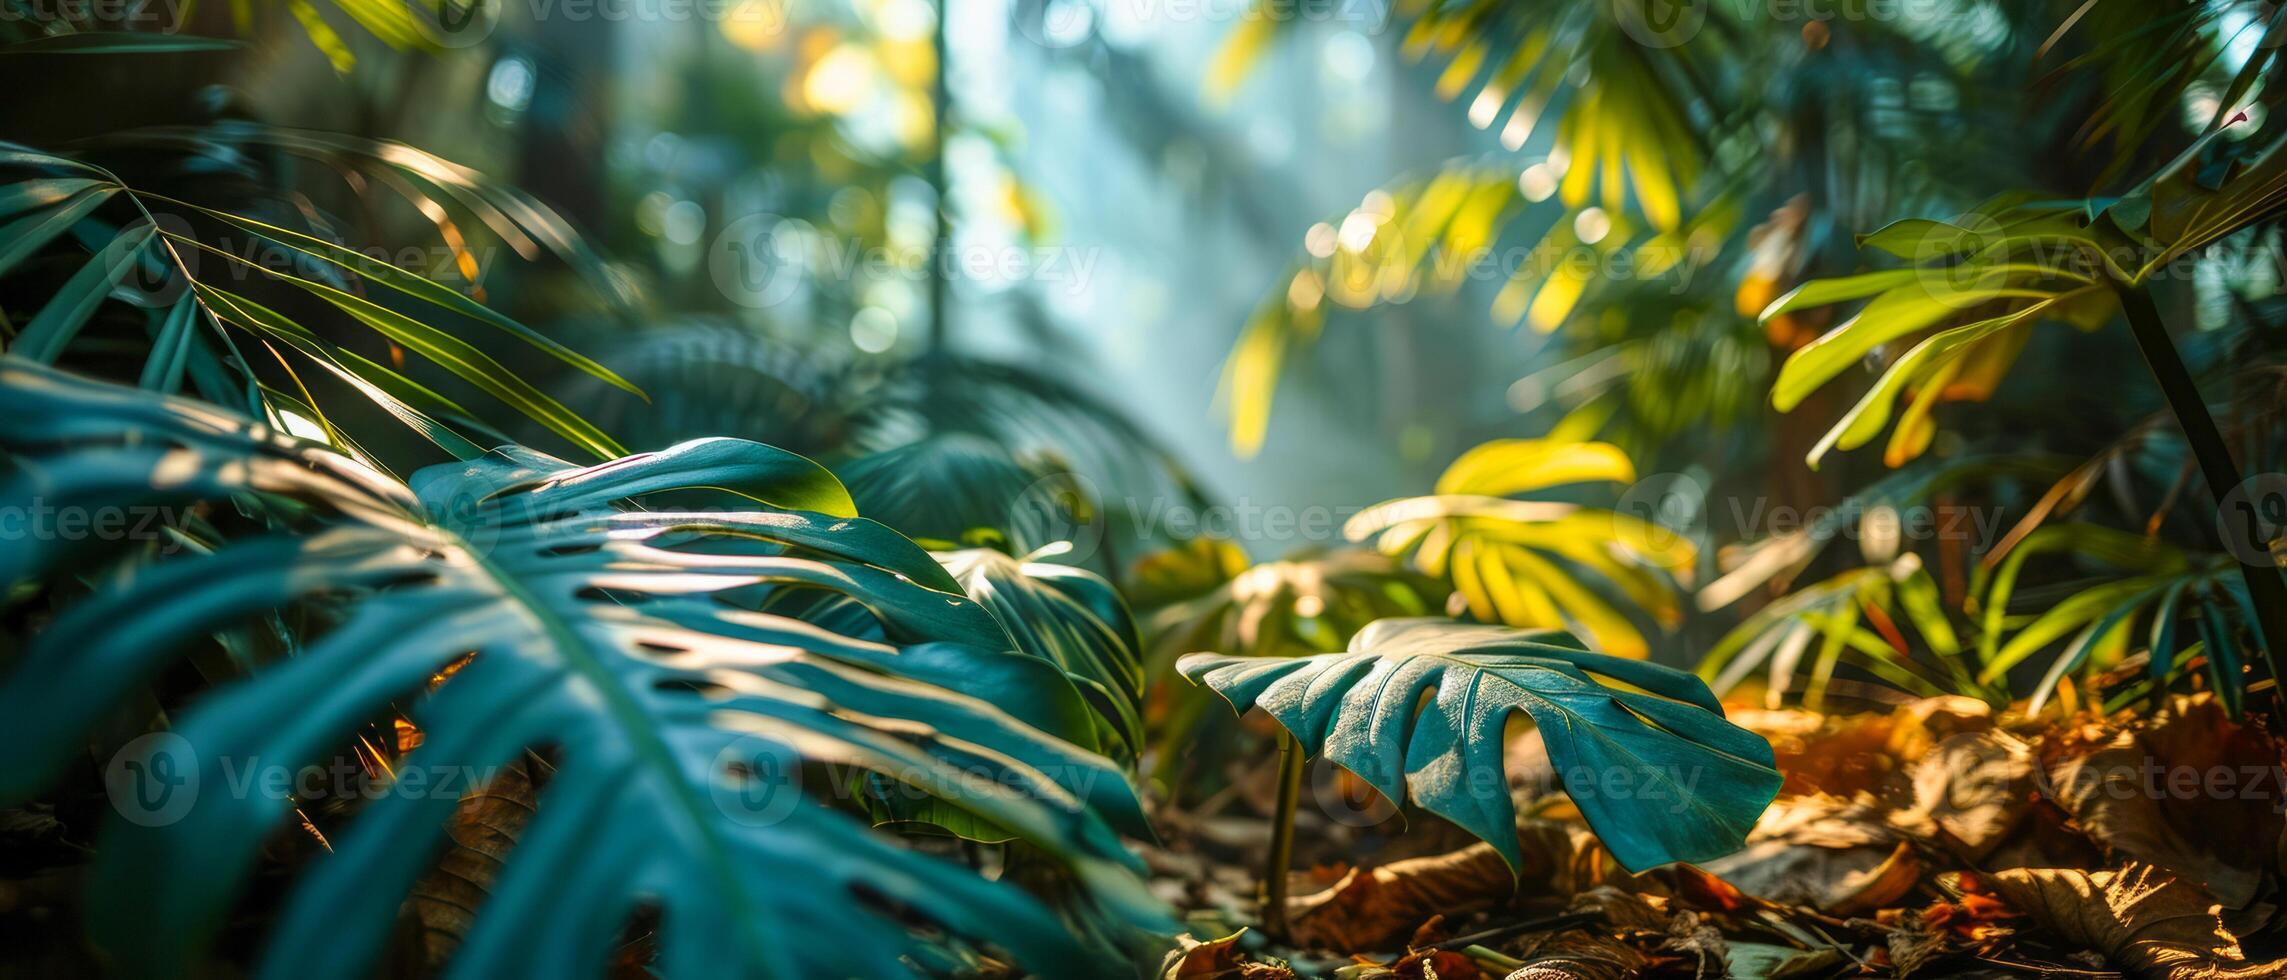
top-left (841, 434), bottom-right (1088, 555)
top-left (0, 359), bottom-right (1167, 977)
top-left (1178, 618), bottom-right (1779, 872)
top-left (940, 548), bottom-right (1147, 762)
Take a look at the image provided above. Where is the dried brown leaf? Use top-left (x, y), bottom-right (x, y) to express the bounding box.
top-left (1286, 824), bottom-right (1598, 952)
top-left (401, 755), bottom-right (542, 967)
top-left (2039, 696), bottom-right (2287, 909)
top-left (1894, 732), bottom-right (2039, 860)
top-left (1974, 864), bottom-right (2266, 979)
top-left (1390, 947), bottom-right (1483, 980)
top-left (1702, 793), bottom-right (1909, 913)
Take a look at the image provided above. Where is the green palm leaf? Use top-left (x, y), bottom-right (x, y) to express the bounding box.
top-left (1347, 438), bottom-right (1693, 658)
top-left (0, 132), bottom-right (640, 458)
top-left (1978, 524), bottom-right (2259, 715)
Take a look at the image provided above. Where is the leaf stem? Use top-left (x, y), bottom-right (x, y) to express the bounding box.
top-left (2115, 282), bottom-right (2287, 710)
top-left (1263, 728), bottom-right (1304, 939)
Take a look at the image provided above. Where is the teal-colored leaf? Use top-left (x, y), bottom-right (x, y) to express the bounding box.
top-left (0, 184), bottom-right (118, 279)
top-left (174, 200), bottom-right (642, 398)
top-left (1179, 618), bottom-right (1780, 872)
top-left (0, 357), bottom-right (1172, 977)
top-left (11, 220), bottom-right (157, 362)
top-left (941, 548), bottom-right (1147, 763)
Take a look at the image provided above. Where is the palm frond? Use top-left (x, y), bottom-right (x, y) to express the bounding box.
top-left (1346, 438), bottom-right (1693, 658)
top-left (0, 127), bottom-right (640, 459)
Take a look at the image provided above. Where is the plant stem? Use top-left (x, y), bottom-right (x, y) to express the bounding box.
top-left (926, 0), bottom-right (952, 357)
top-left (1262, 729), bottom-right (1304, 939)
top-left (2116, 283), bottom-right (2287, 709)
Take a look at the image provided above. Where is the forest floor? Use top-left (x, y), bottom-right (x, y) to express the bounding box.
top-left (1145, 687), bottom-right (2287, 979)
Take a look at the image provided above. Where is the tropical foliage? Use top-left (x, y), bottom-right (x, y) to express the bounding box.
top-left (12, 0), bottom-right (2287, 974)
top-left (1203, 0), bottom-right (2287, 720)
top-left (0, 358), bottom-right (1168, 974)
top-left (1346, 437), bottom-right (1693, 657)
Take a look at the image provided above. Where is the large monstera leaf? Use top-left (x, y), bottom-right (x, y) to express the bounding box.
top-left (0, 359), bottom-right (1167, 977)
top-left (940, 548), bottom-right (1147, 763)
top-left (1178, 618), bottom-right (1779, 873)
